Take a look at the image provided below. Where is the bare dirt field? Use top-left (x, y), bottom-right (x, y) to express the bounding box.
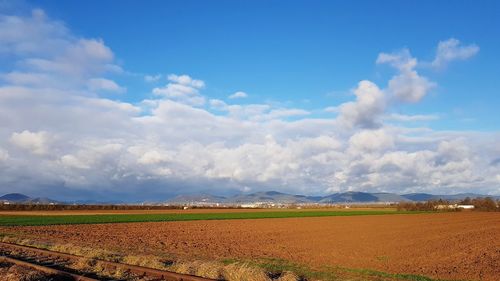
top-left (1, 212), bottom-right (499, 281)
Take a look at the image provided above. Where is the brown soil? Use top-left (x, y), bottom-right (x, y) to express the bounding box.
top-left (1, 212), bottom-right (499, 281)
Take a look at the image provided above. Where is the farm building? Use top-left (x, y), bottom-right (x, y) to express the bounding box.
top-left (435, 204), bottom-right (475, 210)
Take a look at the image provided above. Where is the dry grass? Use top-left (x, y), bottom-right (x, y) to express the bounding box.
top-left (194, 260), bottom-right (225, 279)
top-left (122, 254), bottom-right (168, 270)
top-left (171, 260), bottom-right (225, 279)
top-left (222, 262), bottom-right (271, 281)
top-left (277, 271), bottom-right (300, 281)
top-left (1, 235), bottom-right (121, 262)
top-left (49, 243), bottom-right (122, 262)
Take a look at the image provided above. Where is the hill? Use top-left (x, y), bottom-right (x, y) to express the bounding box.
top-left (0, 193), bottom-right (31, 202)
top-left (0, 193), bottom-right (59, 204)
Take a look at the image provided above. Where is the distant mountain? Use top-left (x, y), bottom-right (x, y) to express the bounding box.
top-left (2, 191), bottom-right (497, 205)
top-left (166, 190), bottom-right (499, 204)
top-left (320, 192), bottom-right (379, 203)
top-left (372, 193), bottom-right (411, 202)
top-left (167, 194), bottom-right (227, 203)
top-left (401, 193), bottom-right (497, 202)
top-left (0, 193), bottom-right (59, 204)
top-left (437, 193), bottom-right (489, 200)
top-left (230, 191), bottom-right (316, 204)
top-left (66, 199), bottom-right (126, 205)
top-left (0, 193), bottom-right (31, 202)
top-left (401, 193), bottom-right (435, 201)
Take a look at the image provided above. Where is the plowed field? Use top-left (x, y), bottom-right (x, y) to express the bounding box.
top-left (1, 212), bottom-right (499, 281)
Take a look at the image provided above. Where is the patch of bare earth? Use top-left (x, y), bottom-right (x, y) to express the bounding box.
top-left (1, 212), bottom-right (499, 281)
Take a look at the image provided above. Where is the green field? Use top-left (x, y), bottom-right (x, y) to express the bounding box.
top-left (0, 210), bottom-right (425, 226)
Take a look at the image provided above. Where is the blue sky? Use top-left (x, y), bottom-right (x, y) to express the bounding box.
top-left (0, 0), bottom-right (499, 200)
top-left (23, 0), bottom-right (500, 129)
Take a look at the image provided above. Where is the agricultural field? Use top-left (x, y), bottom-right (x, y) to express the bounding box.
top-left (0, 209), bottom-right (417, 226)
top-left (0, 210), bottom-right (498, 281)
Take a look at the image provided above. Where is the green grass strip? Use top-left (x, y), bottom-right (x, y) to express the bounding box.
top-left (0, 210), bottom-right (428, 226)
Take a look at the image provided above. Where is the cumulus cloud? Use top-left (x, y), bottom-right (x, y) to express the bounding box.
top-left (153, 74), bottom-right (206, 106)
top-left (336, 80), bottom-right (385, 129)
top-left (432, 38), bottom-right (479, 69)
top-left (0, 9), bottom-right (120, 92)
top-left (387, 72), bottom-right (435, 103)
top-left (0, 9), bottom-right (68, 55)
top-left (167, 74), bottom-right (205, 88)
top-left (377, 49), bottom-right (435, 103)
top-left (10, 130), bottom-right (51, 155)
top-left (229, 91), bottom-right (248, 99)
top-left (60, 154), bottom-right (90, 169)
top-left (87, 78), bottom-right (126, 93)
top-left (209, 99), bottom-right (307, 121)
top-left (0, 8), bottom-right (497, 200)
top-left (376, 49), bottom-right (417, 72)
top-left (348, 129), bottom-right (394, 153)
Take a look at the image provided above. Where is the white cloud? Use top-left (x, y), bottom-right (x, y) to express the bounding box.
top-left (167, 74), bottom-right (205, 88)
top-left (60, 154), bottom-right (90, 169)
top-left (348, 129), bottom-right (395, 153)
top-left (388, 71), bottom-right (435, 103)
top-left (10, 130), bottom-right (51, 155)
top-left (432, 38), bottom-right (479, 69)
top-left (144, 74), bottom-right (162, 83)
top-left (336, 80), bottom-right (385, 128)
top-left (378, 49), bottom-right (435, 103)
top-left (0, 149), bottom-right (8, 161)
top-left (387, 113), bottom-right (439, 122)
top-left (1, 71), bottom-right (55, 87)
top-left (376, 49), bottom-right (417, 72)
top-left (0, 8), bottom-right (121, 96)
top-left (229, 91), bottom-right (248, 99)
top-left (209, 99), bottom-right (308, 121)
top-left (255, 108), bottom-right (310, 121)
top-left (87, 78), bottom-right (126, 93)
top-left (0, 9), bottom-right (68, 56)
top-left (209, 99), bottom-right (228, 110)
top-left (324, 106), bottom-right (338, 113)
top-left (153, 74), bottom-right (206, 106)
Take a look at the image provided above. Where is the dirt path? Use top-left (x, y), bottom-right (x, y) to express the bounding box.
top-left (1, 212), bottom-right (499, 281)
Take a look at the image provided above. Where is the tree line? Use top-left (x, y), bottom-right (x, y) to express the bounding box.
top-left (0, 204), bottom-right (244, 211)
top-left (396, 197), bottom-right (499, 212)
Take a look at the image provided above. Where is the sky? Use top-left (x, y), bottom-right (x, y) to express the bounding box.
top-left (0, 0), bottom-right (499, 201)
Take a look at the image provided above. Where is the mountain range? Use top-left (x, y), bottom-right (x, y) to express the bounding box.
top-left (167, 191), bottom-right (499, 204)
top-left (1, 191), bottom-right (498, 205)
top-left (0, 193), bottom-right (60, 204)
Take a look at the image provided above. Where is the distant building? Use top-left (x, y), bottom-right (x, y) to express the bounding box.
top-left (436, 204), bottom-right (475, 210)
top-left (240, 203), bottom-right (258, 208)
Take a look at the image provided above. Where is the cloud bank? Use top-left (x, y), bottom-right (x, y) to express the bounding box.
top-left (0, 9), bottom-right (497, 200)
